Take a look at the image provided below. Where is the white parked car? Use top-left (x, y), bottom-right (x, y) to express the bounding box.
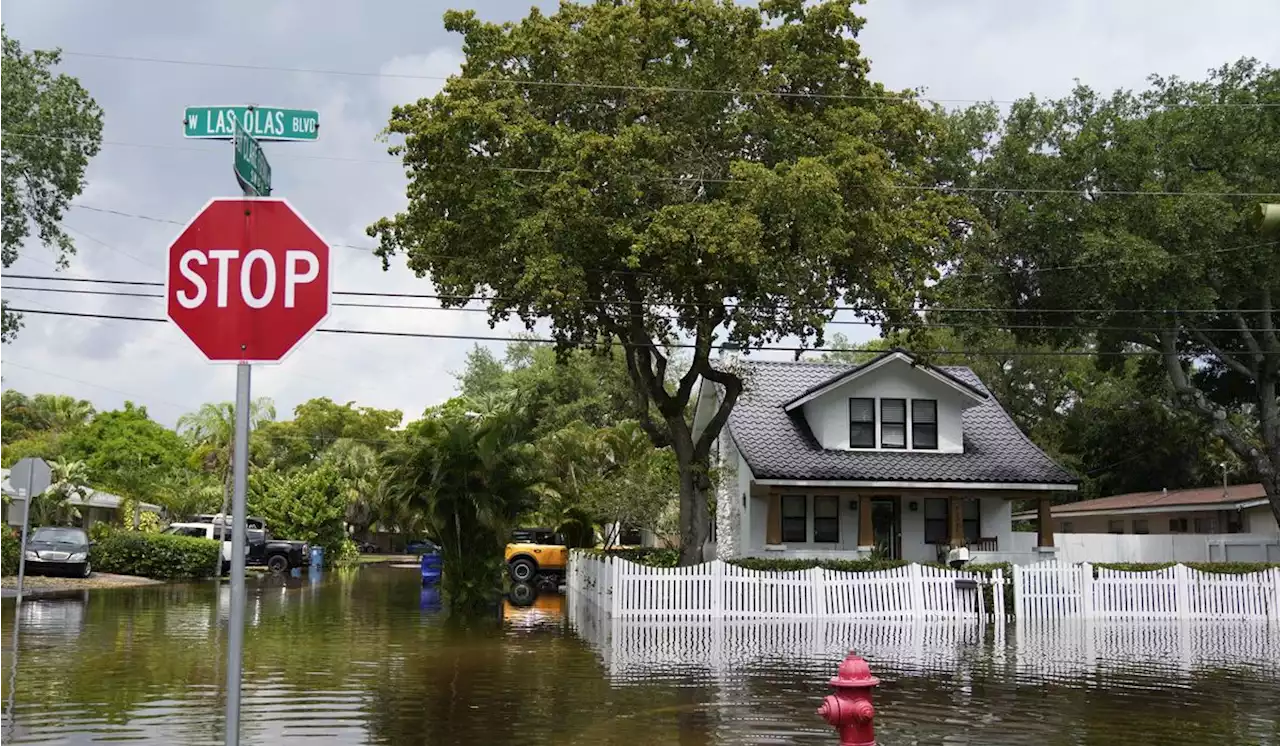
top-left (164, 522), bottom-right (250, 565)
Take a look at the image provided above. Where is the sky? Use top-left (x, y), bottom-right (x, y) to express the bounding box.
top-left (2, 0), bottom-right (1278, 429)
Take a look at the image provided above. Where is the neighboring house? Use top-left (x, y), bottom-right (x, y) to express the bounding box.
top-left (693, 349), bottom-right (1079, 564)
top-left (0, 468), bottom-right (163, 529)
top-left (1013, 484), bottom-right (1280, 537)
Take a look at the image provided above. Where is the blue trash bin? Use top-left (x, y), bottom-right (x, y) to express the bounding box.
top-left (310, 546), bottom-right (325, 569)
top-left (420, 552), bottom-right (442, 586)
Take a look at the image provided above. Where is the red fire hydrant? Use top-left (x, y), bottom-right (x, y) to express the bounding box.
top-left (816, 650), bottom-right (879, 746)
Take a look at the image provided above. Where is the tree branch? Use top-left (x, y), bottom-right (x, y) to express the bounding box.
top-left (1186, 325), bottom-right (1257, 381)
top-left (1159, 331), bottom-right (1268, 474)
top-left (692, 363), bottom-right (743, 463)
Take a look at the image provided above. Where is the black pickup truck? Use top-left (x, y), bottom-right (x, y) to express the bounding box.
top-left (197, 514), bottom-right (310, 573)
top-left (248, 528), bottom-right (310, 573)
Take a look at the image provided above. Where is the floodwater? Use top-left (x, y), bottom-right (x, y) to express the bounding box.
top-left (2, 565), bottom-right (1279, 745)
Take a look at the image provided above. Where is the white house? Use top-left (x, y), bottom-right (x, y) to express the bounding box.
top-left (695, 349), bottom-right (1079, 565)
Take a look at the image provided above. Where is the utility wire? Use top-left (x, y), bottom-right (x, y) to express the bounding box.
top-left (1, 284), bottom-right (1259, 335)
top-left (6, 135), bottom-right (1276, 199)
top-left (5, 305), bottom-right (1261, 358)
top-left (53, 50), bottom-right (1280, 109)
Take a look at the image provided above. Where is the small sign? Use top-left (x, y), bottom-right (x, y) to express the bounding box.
top-left (10, 457), bottom-right (52, 498)
top-left (184, 105), bottom-right (319, 141)
top-left (234, 125), bottom-right (272, 197)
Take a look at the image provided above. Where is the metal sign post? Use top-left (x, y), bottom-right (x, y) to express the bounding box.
top-left (5, 457), bottom-right (52, 740)
top-left (224, 361), bottom-right (251, 746)
top-left (171, 105), bottom-right (327, 746)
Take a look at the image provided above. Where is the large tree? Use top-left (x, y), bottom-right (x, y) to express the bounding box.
top-left (939, 59), bottom-right (1280, 522)
top-left (1, 28), bottom-right (104, 341)
top-left (370, 0), bottom-right (969, 564)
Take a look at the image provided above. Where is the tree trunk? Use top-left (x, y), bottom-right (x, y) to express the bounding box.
top-left (673, 431), bottom-right (709, 567)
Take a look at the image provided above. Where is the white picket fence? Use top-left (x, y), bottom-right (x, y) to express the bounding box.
top-left (566, 550), bottom-right (1002, 622)
top-left (1013, 561), bottom-right (1280, 621)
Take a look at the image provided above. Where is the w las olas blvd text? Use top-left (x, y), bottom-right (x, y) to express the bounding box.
top-left (175, 249), bottom-right (320, 310)
top-left (184, 106), bottom-right (320, 141)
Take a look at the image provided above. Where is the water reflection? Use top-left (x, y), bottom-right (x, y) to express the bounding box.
top-left (0, 566), bottom-right (1277, 745)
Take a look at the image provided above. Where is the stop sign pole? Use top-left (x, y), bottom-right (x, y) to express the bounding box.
top-left (165, 194), bottom-right (330, 746)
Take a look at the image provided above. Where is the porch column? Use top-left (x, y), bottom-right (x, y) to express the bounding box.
top-left (857, 495), bottom-right (874, 548)
top-left (947, 496), bottom-right (965, 549)
top-left (1037, 495), bottom-right (1054, 548)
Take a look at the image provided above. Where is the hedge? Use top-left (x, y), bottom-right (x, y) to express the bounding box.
top-left (1, 526), bottom-right (18, 576)
top-left (90, 531), bottom-right (221, 580)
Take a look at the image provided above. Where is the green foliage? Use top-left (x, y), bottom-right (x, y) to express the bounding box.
top-left (29, 458), bottom-right (90, 527)
top-left (1, 391), bottom-right (95, 442)
top-left (87, 522), bottom-right (114, 543)
top-left (89, 532), bottom-right (219, 580)
top-left (940, 58), bottom-right (1280, 521)
top-left (369, 1), bottom-right (971, 565)
top-left (1, 525), bottom-right (18, 575)
top-left (332, 538), bottom-right (361, 566)
top-left (63, 402), bottom-right (191, 499)
top-left (259, 397), bottom-right (402, 471)
top-left (1, 29), bottom-right (104, 342)
top-left (248, 462), bottom-right (348, 558)
top-left (1, 430), bottom-right (70, 468)
top-left (383, 394), bottom-right (542, 614)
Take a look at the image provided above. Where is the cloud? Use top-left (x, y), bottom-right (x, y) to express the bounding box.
top-left (377, 50), bottom-right (465, 110)
top-left (1, 0), bottom-right (1277, 429)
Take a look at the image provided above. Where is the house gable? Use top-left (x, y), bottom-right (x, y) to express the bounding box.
top-left (793, 353), bottom-right (984, 454)
top-left (724, 357), bottom-right (1078, 487)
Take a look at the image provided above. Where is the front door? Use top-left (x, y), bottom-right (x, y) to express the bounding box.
top-left (870, 498), bottom-right (900, 559)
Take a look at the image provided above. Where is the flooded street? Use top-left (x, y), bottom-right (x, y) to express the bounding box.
top-left (3, 565), bottom-right (1279, 745)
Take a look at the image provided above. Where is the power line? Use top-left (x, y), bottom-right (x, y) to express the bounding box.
top-left (8, 135), bottom-right (1275, 200)
top-left (53, 50), bottom-right (1280, 109)
top-left (2, 283), bottom-right (1260, 335)
top-left (45, 51), bottom-right (1022, 106)
top-left (3, 305), bottom-right (1253, 358)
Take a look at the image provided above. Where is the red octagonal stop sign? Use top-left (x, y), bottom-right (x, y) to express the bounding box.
top-left (166, 198), bottom-right (331, 363)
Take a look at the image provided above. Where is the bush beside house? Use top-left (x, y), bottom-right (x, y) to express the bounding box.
top-left (2, 526), bottom-right (18, 575)
top-left (90, 531), bottom-right (220, 580)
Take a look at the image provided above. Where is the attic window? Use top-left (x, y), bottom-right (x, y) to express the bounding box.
top-left (849, 398), bottom-right (875, 448)
top-left (880, 399), bottom-right (906, 449)
top-left (911, 400), bottom-right (938, 450)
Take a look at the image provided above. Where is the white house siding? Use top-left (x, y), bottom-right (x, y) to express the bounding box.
top-left (799, 361), bottom-right (972, 453)
top-left (1245, 505), bottom-right (1279, 535)
top-left (993, 531), bottom-right (1280, 564)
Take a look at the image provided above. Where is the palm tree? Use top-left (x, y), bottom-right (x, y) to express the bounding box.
top-left (322, 438), bottom-right (385, 540)
top-left (29, 459), bottom-right (91, 526)
top-left (155, 469), bottom-right (223, 522)
top-left (382, 397), bottom-right (541, 613)
top-left (177, 398), bottom-right (275, 574)
top-left (32, 394), bottom-right (96, 432)
top-left (177, 398), bottom-right (276, 504)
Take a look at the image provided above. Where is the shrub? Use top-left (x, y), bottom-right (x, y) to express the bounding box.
top-left (1, 526), bottom-right (18, 576)
top-left (90, 532), bottom-right (220, 580)
top-left (596, 547), bottom-right (680, 567)
top-left (332, 538), bottom-right (360, 567)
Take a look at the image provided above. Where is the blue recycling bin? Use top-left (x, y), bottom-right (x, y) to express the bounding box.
top-left (420, 551), bottom-right (442, 586)
top-left (310, 546), bottom-right (325, 568)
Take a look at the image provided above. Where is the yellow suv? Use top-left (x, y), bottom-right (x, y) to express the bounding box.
top-left (504, 528), bottom-right (568, 584)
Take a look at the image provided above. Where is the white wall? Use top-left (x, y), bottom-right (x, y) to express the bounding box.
top-left (994, 531), bottom-right (1280, 564)
top-left (799, 359), bottom-right (974, 453)
top-left (1245, 505), bottom-right (1279, 535)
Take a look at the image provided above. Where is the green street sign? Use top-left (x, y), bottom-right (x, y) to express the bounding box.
top-left (233, 124), bottom-right (271, 196)
top-left (184, 105), bottom-right (319, 141)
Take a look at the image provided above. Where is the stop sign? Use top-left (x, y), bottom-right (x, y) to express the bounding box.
top-left (166, 198), bottom-right (331, 363)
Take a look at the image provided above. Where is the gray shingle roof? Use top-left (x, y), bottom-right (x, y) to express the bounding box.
top-left (726, 358), bottom-right (1077, 485)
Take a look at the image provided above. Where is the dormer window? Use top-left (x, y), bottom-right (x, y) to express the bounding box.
top-left (880, 399), bottom-right (906, 449)
top-left (911, 399), bottom-right (938, 450)
top-left (849, 398), bottom-right (875, 448)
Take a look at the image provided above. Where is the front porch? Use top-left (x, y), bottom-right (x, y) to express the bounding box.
top-left (733, 487), bottom-right (1060, 565)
